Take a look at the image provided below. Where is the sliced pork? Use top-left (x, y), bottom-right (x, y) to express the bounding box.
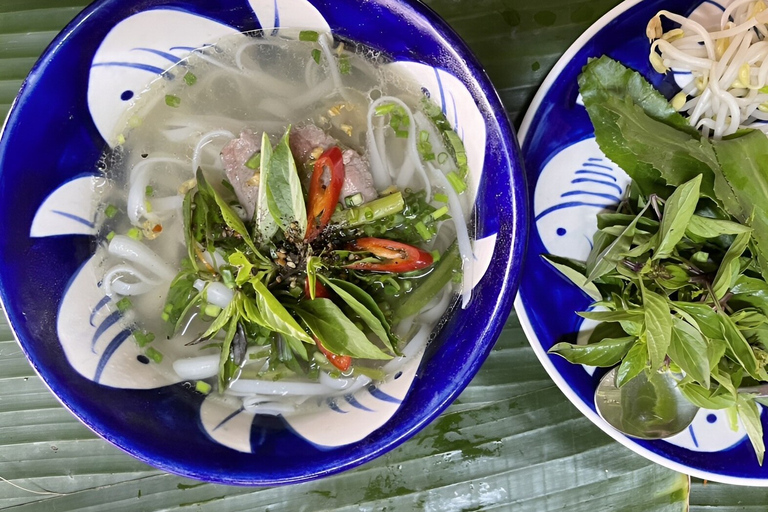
top-left (220, 129), bottom-right (261, 219)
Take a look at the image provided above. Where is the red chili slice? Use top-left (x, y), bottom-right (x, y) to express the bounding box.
top-left (346, 237), bottom-right (433, 273)
top-left (303, 277), bottom-right (351, 371)
top-left (305, 146), bottom-right (345, 241)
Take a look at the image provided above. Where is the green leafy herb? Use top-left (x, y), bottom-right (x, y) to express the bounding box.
top-left (264, 126), bottom-right (307, 237)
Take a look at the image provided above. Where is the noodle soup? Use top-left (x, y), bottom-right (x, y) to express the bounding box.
top-left (96, 29), bottom-right (472, 420)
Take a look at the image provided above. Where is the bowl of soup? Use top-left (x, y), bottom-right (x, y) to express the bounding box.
top-left (0, 0), bottom-right (526, 484)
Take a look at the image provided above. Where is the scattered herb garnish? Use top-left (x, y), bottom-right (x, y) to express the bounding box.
top-left (547, 56), bottom-right (768, 464)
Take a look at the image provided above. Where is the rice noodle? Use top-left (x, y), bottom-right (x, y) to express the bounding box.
top-left (173, 355), bottom-right (220, 380)
top-left (191, 129), bottom-right (234, 174)
top-left (427, 162), bottom-right (473, 308)
top-left (108, 235), bottom-right (177, 281)
top-left (649, 2), bottom-right (768, 137)
top-left (103, 264), bottom-right (161, 297)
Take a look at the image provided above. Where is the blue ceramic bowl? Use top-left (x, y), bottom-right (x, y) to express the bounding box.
top-left (516, 0), bottom-right (768, 486)
top-left (0, 0), bottom-right (526, 485)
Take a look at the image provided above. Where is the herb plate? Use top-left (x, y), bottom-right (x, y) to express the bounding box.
top-left (515, 0), bottom-right (768, 486)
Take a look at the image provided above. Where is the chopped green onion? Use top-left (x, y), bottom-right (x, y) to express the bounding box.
top-left (165, 95), bottom-right (181, 108)
top-left (183, 72), bottom-right (197, 86)
top-left (161, 312), bottom-right (170, 322)
top-left (244, 151), bottom-right (261, 170)
top-left (338, 54), bottom-right (351, 75)
top-left (375, 103), bottom-right (397, 116)
top-left (452, 270), bottom-right (463, 284)
top-left (195, 381), bottom-right (212, 394)
top-left (311, 48), bottom-right (321, 64)
top-left (443, 130), bottom-right (468, 177)
top-left (299, 30), bottom-right (319, 42)
top-left (430, 249), bottom-right (441, 262)
top-left (431, 206), bottom-right (449, 220)
top-left (145, 347), bottom-right (163, 363)
top-left (344, 193), bottom-right (364, 208)
top-left (144, 199), bottom-right (153, 213)
top-left (117, 134), bottom-right (126, 145)
top-left (116, 297), bottom-right (132, 312)
top-left (133, 331), bottom-right (155, 347)
top-left (126, 227), bottom-right (142, 240)
top-left (145, 185), bottom-right (154, 196)
top-left (437, 152), bottom-right (449, 164)
top-left (106, 230), bottom-right (116, 242)
top-left (446, 171), bottom-right (467, 194)
top-left (417, 130), bottom-right (435, 161)
top-left (434, 193), bottom-right (449, 203)
top-left (104, 204), bottom-right (118, 218)
top-left (415, 221), bottom-right (432, 240)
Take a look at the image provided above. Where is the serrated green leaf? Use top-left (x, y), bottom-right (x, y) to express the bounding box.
top-left (255, 131), bottom-right (278, 240)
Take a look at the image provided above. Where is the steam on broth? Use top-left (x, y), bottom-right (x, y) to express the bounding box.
top-left (96, 30), bottom-right (472, 416)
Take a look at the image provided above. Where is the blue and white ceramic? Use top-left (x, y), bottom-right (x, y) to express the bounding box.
top-left (0, 0), bottom-right (525, 485)
top-left (517, 0), bottom-right (768, 486)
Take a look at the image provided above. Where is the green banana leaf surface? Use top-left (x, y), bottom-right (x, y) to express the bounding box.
top-left (0, 0), bottom-right (750, 509)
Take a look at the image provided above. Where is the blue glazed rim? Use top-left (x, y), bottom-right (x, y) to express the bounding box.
top-left (515, 0), bottom-right (768, 486)
top-left (0, 0), bottom-right (527, 485)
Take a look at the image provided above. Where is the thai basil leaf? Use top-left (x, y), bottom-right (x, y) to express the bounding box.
top-left (293, 298), bottom-right (391, 360)
top-left (265, 126), bottom-right (307, 237)
top-left (321, 276), bottom-right (397, 353)
top-left (548, 337), bottom-right (635, 367)
top-left (249, 279), bottom-right (313, 344)
top-left (542, 255), bottom-right (602, 301)
top-left (711, 231), bottom-right (751, 300)
top-left (671, 301), bottom-right (722, 339)
top-left (578, 309), bottom-right (644, 322)
top-left (719, 311), bottom-right (761, 380)
top-left (737, 395), bottom-right (765, 465)
top-left (686, 215), bottom-right (752, 238)
top-left (654, 174), bottom-right (701, 260)
top-left (597, 212), bottom-right (659, 231)
top-left (668, 317), bottom-right (710, 388)
top-left (679, 381), bottom-right (736, 410)
top-left (255, 132), bottom-right (278, 241)
top-left (586, 229), bottom-right (615, 276)
top-left (616, 340), bottom-right (648, 388)
top-left (586, 204), bottom-right (649, 283)
top-left (228, 250), bottom-right (254, 286)
top-left (642, 285), bottom-right (672, 370)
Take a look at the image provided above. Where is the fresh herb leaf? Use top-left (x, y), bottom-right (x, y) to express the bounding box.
top-left (542, 255), bottom-right (602, 301)
top-left (669, 317), bottom-right (710, 388)
top-left (642, 284), bottom-right (672, 370)
top-left (320, 276), bottom-right (396, 353)
top-left (255, 132), bottom-right (278, 240)
top-left (249, 279), bottom-right (313, 344)
top-left (616, 340), bottom-right (648, 387)
top-left (265, 126), bottom-right (307, 237)
top-left (293, 298), bottom-right (392, 360)
top-left (737, 395), bottom-right (766, 465)
top-left (654, 174), bottom-right (701, 260)
top-left (549, 337), bottom-right (636, 367)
